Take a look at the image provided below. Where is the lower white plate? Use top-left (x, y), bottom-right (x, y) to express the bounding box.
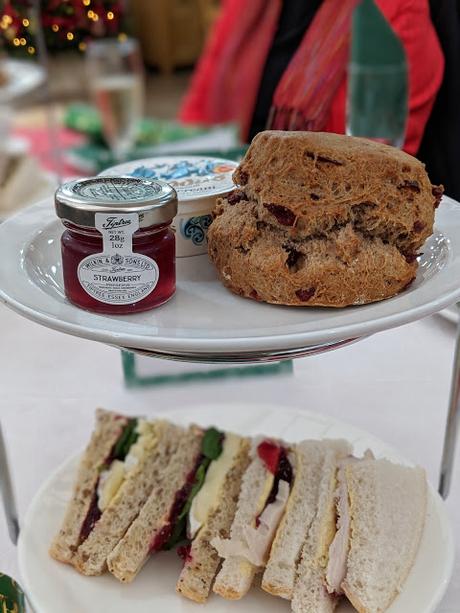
top-left (18, 404), bottom-right (454, 613)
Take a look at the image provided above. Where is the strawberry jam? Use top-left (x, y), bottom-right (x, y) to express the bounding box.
top-left (79, 489), bottom-right (102, 543)
top-left (61, 221), bottom-right (175, 314)
top-left (149, 459), bottom-right (203, 553)
top-left (257, 440), bottom-right (281, 474)
top-left (255, 446), bottom-right (293, 526)
top-left (55, 176), bottom-right (177, 315)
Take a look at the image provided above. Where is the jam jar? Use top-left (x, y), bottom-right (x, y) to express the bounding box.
top-left (55, 176), bottom-right (178, 314)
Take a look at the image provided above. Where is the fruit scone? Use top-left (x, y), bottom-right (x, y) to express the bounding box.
top-left (207, 130), bottom-right (443, 307)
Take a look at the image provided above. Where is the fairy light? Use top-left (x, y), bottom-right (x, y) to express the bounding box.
top-left (1, 15), bottom-right (12, 29)
top-left (2, 2), bottom-right (121, 54)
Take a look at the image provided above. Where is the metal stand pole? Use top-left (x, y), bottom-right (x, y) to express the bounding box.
top-left (0, 424), bottom-right (19, 545)
top-left (439, 305), bottom-right (460, 498)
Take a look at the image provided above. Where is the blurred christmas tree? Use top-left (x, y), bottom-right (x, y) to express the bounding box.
top-left (0, 0), bottom-right (126, 57)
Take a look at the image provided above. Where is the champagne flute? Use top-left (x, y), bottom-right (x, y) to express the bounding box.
top-left (346, 63), bottom-right (408, 148)
top-left (347, 0), bottom-right (408, 148)
top-left (86, 38), bottom-right (144, 162)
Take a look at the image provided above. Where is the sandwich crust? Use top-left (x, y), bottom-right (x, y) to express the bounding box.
top-left (176, 437), bottom-right (251, 603)
top-left (49, 409), bottom-right (129, 565)
top-left (291, 444), bottom-right (350, 613)
top-left (262, 440), bottom-right (351, 600)
top-left (341, 460), bottom-right (427, 613)
top-left (208, 131), bottom-right (442, 307)
top-left (73, 421), bottom-right (183, 576)
top-left (211, 453), bottom-right (269, 600)
top-left (107, 426), bottom-right (203, 583)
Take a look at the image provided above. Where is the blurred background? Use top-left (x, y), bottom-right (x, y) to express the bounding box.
top-left (0, 0), bottom-right (457, 218)
top-left (0, 0), bottom-right (234, 217)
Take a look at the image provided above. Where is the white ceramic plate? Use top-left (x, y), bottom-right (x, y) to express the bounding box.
top-left (0, 60), bottom-right (45, 104)
top-left (18, 404), bottom-right (454, 613)
top-left (1, 197), bottom-right (460, 357)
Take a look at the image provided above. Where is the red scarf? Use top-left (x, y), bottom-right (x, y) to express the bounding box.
top-left (181, 0), bottom-right (360, 138)
top-left (269, 0), bottom-right (361, 131)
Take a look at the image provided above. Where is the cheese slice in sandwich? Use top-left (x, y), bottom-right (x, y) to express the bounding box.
top-left (291, 441), bottom-right (351, 613)
top-left (338, 458), bottom-right (427, 613)
top-left (262, 439), bottom-right (351, 600)
top-left (73, 418), bottom-right (184, 575)
top-left (212, 437), bottom-right (296, 600)
top-left (176, 431), bottom-right (251, 603)
top-left (49, 409), bottom-right (140, 565)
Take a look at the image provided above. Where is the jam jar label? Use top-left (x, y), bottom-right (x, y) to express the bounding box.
top-left (77, 213), bottom-right (159, 305)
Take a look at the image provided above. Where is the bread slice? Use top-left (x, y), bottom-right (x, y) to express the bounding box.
top-left (176, 436), bottom-right (251, 603)
top-left (73, 420), bottom-right (183, 575)
top-left (262, 440), bottom-right (351, 600)
top-left (291, 442), bottom-right (351, 613)
top-left (341, 459), bottom-right (427, 613)
top-left (107, 426), bottom-right (203, 582)
top-left (49, 409), bottom-right (129, 565)
top-left (212, 448), bottom-right (275, 600)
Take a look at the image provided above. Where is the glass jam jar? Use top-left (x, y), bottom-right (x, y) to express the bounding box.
top-left (55, 176), bottom-right (178, 314)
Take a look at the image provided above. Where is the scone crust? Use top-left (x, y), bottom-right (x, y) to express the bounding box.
top-left (208, 131), bottom-right (441, 307)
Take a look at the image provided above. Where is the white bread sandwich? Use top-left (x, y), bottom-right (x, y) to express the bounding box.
top-left (291, 442), bottom-right (352, 613)
top-left (212, 437), bottom-right (296, 600)
top-left (292, 456), bottom-right (427, 613)
top-left (176, 431), bottom-right (251, 603)
top-left (50, 409), bottom-right (156, 565)
top-left (262, 439), bottom-right (351, 600)
top-left (330, 458), bottom-right (427, 613)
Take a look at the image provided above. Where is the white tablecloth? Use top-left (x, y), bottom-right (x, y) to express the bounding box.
top-left (0, 303), bottom-right (458, 612)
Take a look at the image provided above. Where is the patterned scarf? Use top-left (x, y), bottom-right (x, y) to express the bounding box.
top-left (268, 0), bottom-right (362, 131)
top-left (188, 0), bottom-right (361, 138)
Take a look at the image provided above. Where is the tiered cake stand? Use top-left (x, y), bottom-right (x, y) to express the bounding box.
top-left (1, 197), bottom-right (460, 500)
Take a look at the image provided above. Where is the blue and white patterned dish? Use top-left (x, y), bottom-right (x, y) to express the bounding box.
top-left (100, 156), bottom-right (238, 257)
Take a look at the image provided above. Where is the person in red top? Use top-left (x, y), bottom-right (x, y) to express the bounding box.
top-left (179, 0), bottom-right (444, 156)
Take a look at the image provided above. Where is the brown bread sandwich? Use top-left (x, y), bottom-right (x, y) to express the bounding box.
top-left (208, 131), bottom-right (443, 307)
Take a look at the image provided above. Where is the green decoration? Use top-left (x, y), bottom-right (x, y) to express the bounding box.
top-left (0, 573), bottom-right (26, 613)
top-left (112, 418), bottom-right (138, 460)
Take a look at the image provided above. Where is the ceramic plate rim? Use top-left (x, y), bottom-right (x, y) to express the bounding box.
top-left (2, 198), bottom-right (460, 354)
top-left (17, 403), bottom-right (455, 613)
